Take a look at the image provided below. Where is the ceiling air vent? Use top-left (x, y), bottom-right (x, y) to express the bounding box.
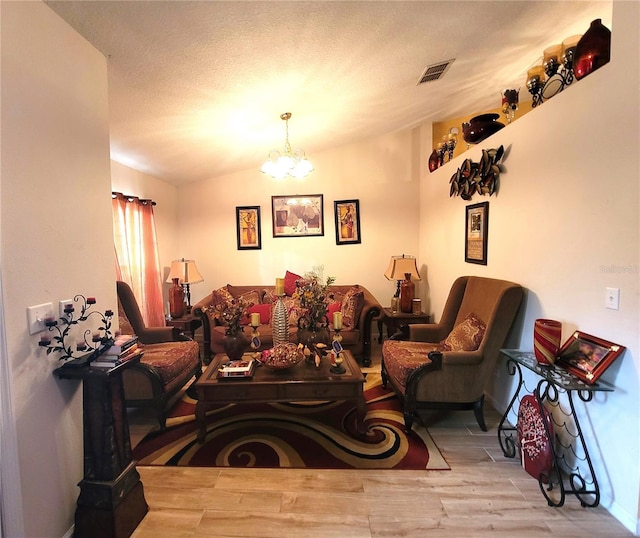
top-left (417, 59), bottom-right (455, 85)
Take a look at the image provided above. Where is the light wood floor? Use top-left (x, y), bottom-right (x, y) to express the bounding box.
top-left (130, 339), bottom-right (633, 538)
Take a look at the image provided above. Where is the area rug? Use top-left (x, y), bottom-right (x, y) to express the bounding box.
top-left (132, 372), bottom-right (450, 470)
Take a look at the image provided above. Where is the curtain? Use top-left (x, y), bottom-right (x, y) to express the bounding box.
top-left (112, 193), bottom-right (165, 326)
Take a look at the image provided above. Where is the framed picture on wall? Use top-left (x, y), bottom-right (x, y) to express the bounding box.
top-left (271, 194), bottom-right (324, 238)
top-left (556, 331), bottom-right (625, 385)
top-left (334, 199), bottom-right (361, 245)
top-left (236, 206), bottom-right (261, 250)
top-left (465, 202), bottom-right (488, 265)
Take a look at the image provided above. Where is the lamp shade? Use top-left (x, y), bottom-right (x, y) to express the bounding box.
top-left (384, 255), bottom-right (421, 281)
top-left (166, 259), bottom-right (204, 285)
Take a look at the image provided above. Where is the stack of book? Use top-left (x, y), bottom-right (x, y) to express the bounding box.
top-left (91, 334), bottom-right (140, 369)
top-left (217, 358), bottom-right (256, 379)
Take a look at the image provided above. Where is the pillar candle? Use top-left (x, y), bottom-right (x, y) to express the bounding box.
top-left (333, 311), bottom-right (343, 330)
top-left (275, 278), bottom-right (285, 296)
top-left (250, 312), bottom-right (260, 326)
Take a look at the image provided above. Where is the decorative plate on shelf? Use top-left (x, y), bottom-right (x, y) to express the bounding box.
top-left (517, 394), bottom-right (554, 483)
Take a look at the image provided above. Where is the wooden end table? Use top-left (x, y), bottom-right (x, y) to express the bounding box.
top-left (195, 350), bottom-right (367, 443)
top-left (166, 314), bottom-right (202, 339)
top-left (377, 307), bottom-right (431, 343)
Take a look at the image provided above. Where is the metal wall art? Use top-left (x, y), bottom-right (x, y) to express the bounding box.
top-left (450, 145), bottom-right (504, 201)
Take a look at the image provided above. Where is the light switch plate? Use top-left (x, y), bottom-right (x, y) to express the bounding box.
top-left (605, 287), bottom-right (620, 310)
top-left (27, 303), bottom-right (54, 335)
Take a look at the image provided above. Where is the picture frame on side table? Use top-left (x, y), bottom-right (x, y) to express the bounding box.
top-left (334, 199), bottom-right (361, 245)
top-left (556, 330), bottom-right (625, 385)
top-left (465, 201), bottom-right (488, 265)
top-left (271, 194), bottom-right (324, 238)
top-left (236, 206), bottom-right (261, 250)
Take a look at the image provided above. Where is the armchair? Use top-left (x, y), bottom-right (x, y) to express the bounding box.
top-left (117, 281), bottom-right (202, 429)
top-left (381, 276), bottom-right (523, 432)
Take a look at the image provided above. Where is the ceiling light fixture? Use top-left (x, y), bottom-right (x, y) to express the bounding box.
top-left (261, 112), bottom-right (313, 180)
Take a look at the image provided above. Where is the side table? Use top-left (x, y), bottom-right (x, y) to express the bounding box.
top-left (498, 349), bottom-right (613, 508)
top-left (167, 314), bottom-right (202, 339)
top-left (377, 307), bottom-right (431, 343)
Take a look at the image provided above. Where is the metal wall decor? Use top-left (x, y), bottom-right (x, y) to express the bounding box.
top-left (450, 145), bottom-right (504, 200)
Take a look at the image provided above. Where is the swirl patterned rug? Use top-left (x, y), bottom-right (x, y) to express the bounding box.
top-left (132, 372), bottom-right (450, 470)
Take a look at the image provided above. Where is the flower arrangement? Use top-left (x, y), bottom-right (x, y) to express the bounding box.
top-left (293, 269), bottom-right (336, 331)
top-left (213, 297), bottom-right (253, 336)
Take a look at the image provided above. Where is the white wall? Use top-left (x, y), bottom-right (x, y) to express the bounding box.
top-left (178, 128), bottom-right (422, 306)
top-left (420, 2), bottom-right (639, 532)
top-left (1, 3), bottom-right (112, 537)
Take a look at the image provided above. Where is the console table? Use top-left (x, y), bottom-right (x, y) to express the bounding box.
top-left (497, 349), bottom-right (613, 508)
top-left (54, 354), bottom-right (148, 538)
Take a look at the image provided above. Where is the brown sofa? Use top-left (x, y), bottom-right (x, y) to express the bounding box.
top-left (192, 284), bottom-right (382, 366)
top-left (117, 281), bottom-right (202, 429)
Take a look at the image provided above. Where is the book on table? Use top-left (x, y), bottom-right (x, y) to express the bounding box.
top-left (91, 346), bottom-right (141, 369)
top-left (105, 334), bottom-right (139, 356)
top-left (217, 358), bottom-right (256, 378)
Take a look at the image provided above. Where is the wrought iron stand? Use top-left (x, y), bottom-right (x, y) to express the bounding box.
top-left (497, 350), bottom-right (613, 508)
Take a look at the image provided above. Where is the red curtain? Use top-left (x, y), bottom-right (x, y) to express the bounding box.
top-left (112, 193), bottom-right (165, 326)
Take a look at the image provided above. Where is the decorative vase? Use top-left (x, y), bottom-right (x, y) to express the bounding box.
top-left (428, 148), bottom-right (440, 172)
top-left (271, 295), bottom-right (289, 346)
top-left (461, 113), bottom-right (505, 145)
top-left (574, 19), bottom-right (611, 81)
top-left (533, 319), bottom-right (562, 365)
top-left (297, 324), bottom-right (331, 350)
top-left (223, 331), bottom-right (249, 362)
top-left (168, 277), bottom-right (185, 319)
top-left (400, 273), bottom-right (415, 313)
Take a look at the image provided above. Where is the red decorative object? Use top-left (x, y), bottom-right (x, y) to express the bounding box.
top-left (428, 148), bottom-right (440, 172)
top-left (169, 277), bottom-right (185, 318)
top-left (533, 319), bottom-right (562, 365)
top-left (518, 394), bottom-right (554, 484)
top-left (400, 273), bottom-right (415, 313)
top-left (574, 19), bottom-right (611, 81)
top-left (461, 114), bottom-right (505, 145)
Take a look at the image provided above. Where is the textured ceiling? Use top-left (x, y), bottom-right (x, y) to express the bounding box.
top-left (46, 1), bottom-right (612, 186)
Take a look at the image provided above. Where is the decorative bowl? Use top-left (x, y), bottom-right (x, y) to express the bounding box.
top-left (258, 343), bottom-right (304, 370)
top-left (462, 113), bottom-right (505, 145)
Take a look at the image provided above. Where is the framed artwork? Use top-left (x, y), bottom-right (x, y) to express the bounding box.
top-left (334, 199), bottom-right (361, 245)
top-left (465, 202), bottom-right (488, 265)
top-left (556, 331), bottom-right (625, 385)
top-left (236, 206), bottom-right (261, 250)
top-left (271, 194), bottom-right (324, 238)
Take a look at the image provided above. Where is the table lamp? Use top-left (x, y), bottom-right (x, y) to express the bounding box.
top-left (384, 255), bottom-right (421, 312)
top-left (166, 258), bottom-right (204, 313)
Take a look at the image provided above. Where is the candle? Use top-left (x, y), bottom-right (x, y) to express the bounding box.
top-left (333, 311), bottom-right (343, 330)
top-left (275, 278), bottom-right (285, 296)
top-left (86, 297), bottom-right (96, 304)
top-left (40, 334), bottom-right (51, 345)
top-left (92, 332), bottom-right (101, 342)
top-left (77, 341), bottom-right (87, 351)
top-left (250, 312), bottom-right (260, 327)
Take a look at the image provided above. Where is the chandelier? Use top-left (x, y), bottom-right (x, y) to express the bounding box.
top-left (261, 112), bottom-right (313, 180)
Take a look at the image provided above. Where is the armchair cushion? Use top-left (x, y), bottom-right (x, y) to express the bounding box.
top-left (442, 312), bottom-right (486, 352)
top-left (141, 340), bottom-right (200, 389)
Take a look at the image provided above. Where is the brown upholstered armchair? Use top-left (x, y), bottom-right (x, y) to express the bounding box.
top-left (117, 281), bottom-right (202, 429)
top-left (381, 276), bottom-right (523, 432)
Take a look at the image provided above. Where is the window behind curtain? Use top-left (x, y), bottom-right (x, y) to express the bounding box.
top-left (112, 193), bottom-right (165, 326)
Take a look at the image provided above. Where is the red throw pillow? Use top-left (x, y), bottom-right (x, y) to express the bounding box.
top-left (245, 303), bottom-right (271, 325)
top-left (284, 270), bottom-right (302, 296)
top-left (326, 301), bottom-right (341, 320)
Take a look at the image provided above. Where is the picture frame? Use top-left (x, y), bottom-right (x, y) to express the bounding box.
top-left (236, 206), bottom-right (261, 250)
top-left (556, 331), bottom-right (625, 385)
top-left (334, 199), bottom-right (361, 245)
top-left (271, 194), bottom-right (324, 238)
top-left (465, 201), bottom-right (488, 265)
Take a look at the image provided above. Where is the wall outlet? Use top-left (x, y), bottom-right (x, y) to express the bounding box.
top-left (605, 287), bottom-right (620, 310)
top-left (27, 303), bottom-right (54, 335)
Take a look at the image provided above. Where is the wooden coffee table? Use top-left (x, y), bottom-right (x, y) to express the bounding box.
top-left (195, 349), bottom-right (367, 443)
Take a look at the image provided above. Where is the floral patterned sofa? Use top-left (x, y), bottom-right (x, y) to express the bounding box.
top-left (192, 271), bottom-right (382, 366)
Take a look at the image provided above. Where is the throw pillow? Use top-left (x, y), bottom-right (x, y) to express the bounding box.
top-left (117, 299), bottom-right (135, 336)
top-left (227, 285), bottom-right (265, 304)
top-left (442, 312), bottom-right (486, 351)
top-left (237, 290), bottom-right (261, 307)
top-left (282, 296), bottom-right (301, 327)
top-left (284, 270), bottom-right (303, 296)
top-left (247, 303), bottom-right (271, 325)
top-left (341, 286), bottom-right (365, 330)
top-left (262, 288), bottom-right (276, 304)
top-left (210, 286), bottom-right (233, 308)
